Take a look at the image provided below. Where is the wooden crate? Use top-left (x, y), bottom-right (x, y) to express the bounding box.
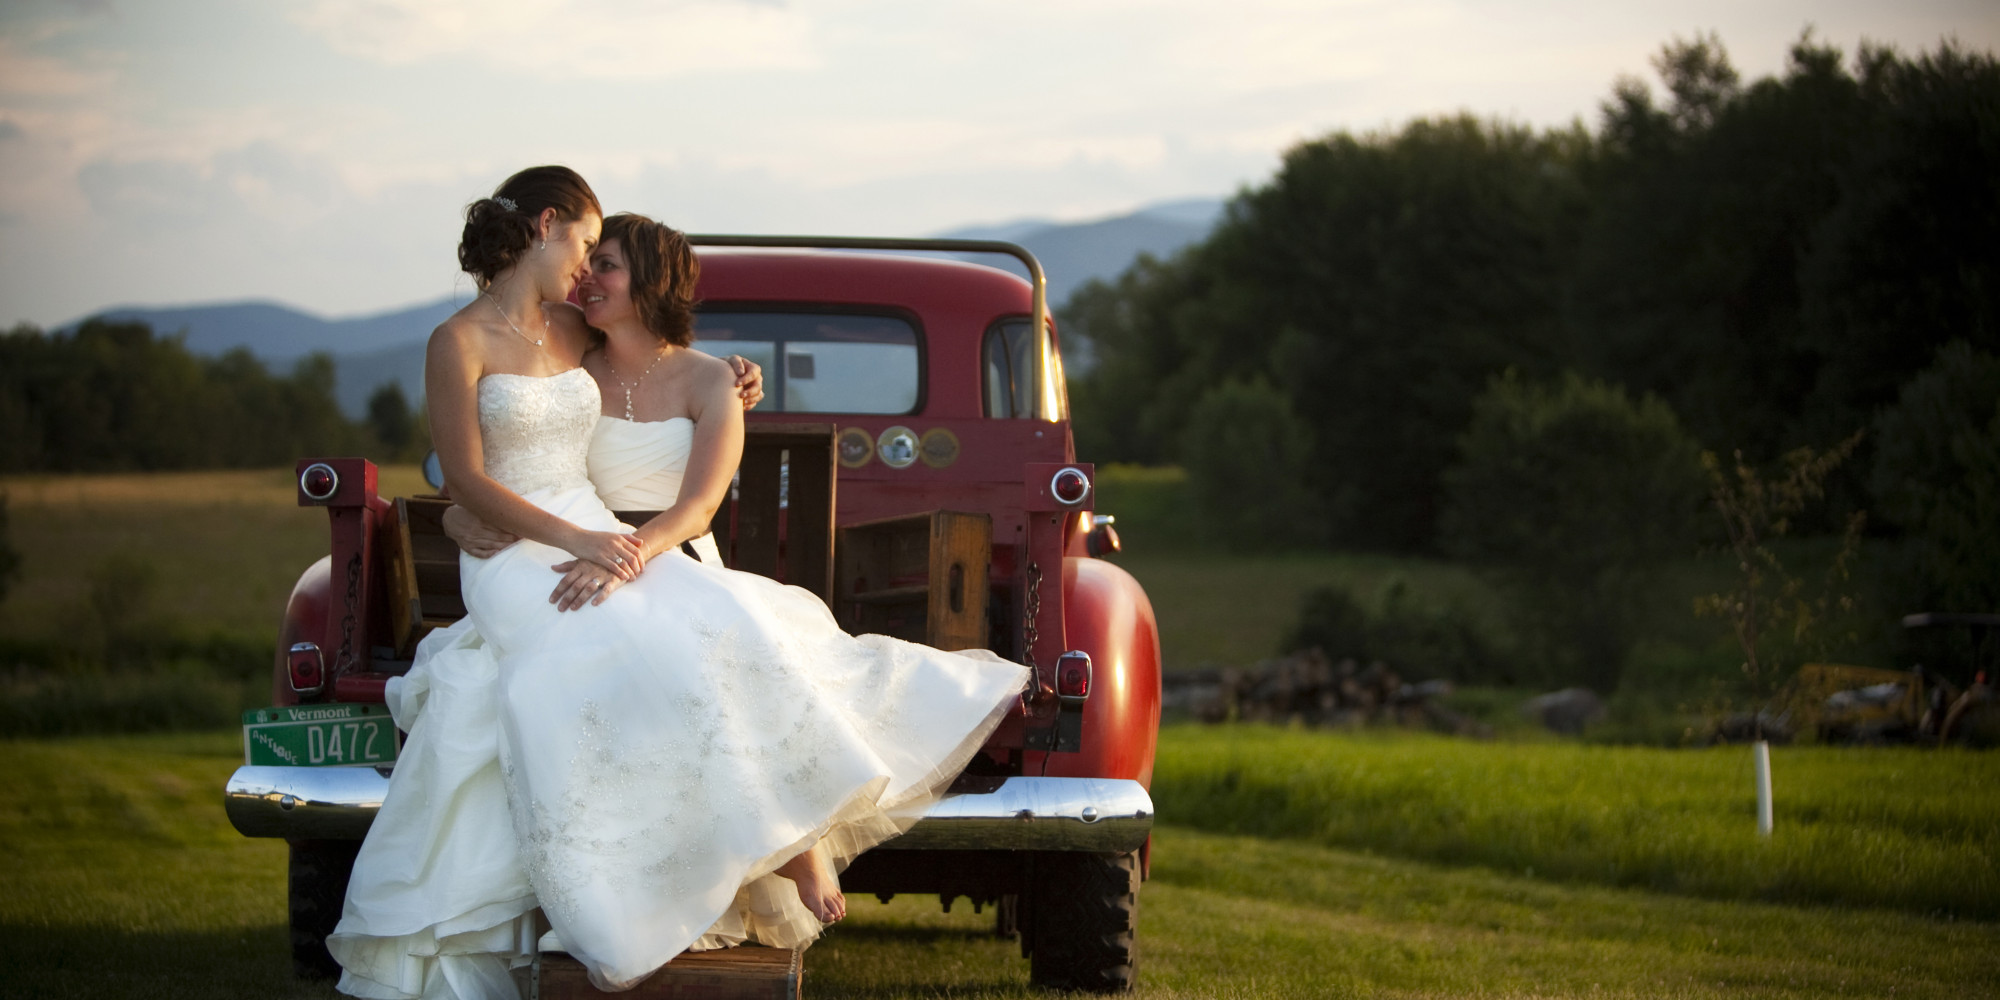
top-left (710, 422), bottom-right (837, 606)
top-left (533, 947), bottom-right (801, 1000)
top-left (384, 495), bottom-right (463, 656)
top-left (835, 510), bottom-right (991, 650)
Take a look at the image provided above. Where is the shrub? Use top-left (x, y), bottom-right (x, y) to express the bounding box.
top-left (1181, 378), bottom-right (1323, 548)
top-left (1441, 370), bottom-right (1705, 691)
top-left (1281, 578), bottom-right (1503, 684)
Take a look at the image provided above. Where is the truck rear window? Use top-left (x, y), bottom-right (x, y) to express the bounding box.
top-left (693, 310), bottom-right (921, 414)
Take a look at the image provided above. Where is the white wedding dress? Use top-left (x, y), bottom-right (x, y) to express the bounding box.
top-left (328, 369), bottom-right (1028, 998)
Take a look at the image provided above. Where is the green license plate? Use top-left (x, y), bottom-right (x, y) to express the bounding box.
top-left (242, 704), bottom-right (400, 767)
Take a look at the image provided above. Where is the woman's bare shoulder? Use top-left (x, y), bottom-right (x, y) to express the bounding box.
top-left (428, 308), bottom-right (485, 356)
top-left (679, 349), bottom-right (737, 390)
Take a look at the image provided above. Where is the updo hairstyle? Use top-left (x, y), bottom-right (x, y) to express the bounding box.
top-left (600, 213), bottom-right (701, 347)
top-left (458, 165), bottom-right (603, 287)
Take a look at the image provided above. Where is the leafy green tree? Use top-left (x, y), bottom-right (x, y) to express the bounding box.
top-left (0, 320), bottom-right (365, 472)
top-left (1068, 115), bottom-right (1589, 550)
top-left (1441, 371), bottom-right (1705, 690)
top-left (1871, 342), bottom-right (2000, 614)
top-left (367, 381), bottom-right (416, 460)
top-left (1180, 378), bottom-right (1322, 548)
top-left (0, 492), bottom-right (20, 606)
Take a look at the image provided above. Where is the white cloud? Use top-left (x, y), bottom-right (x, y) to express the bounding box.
top-left (286, 0), bottom-right (818, 78)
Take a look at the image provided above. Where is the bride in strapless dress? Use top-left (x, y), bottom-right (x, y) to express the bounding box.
top-left (327, 172), bottom-right (1027, 999)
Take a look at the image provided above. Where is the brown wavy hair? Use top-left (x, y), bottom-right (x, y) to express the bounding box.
top-left (458, 166), bottom-right (603, 287)
top-left (599, 213), bottom-right (701, 347)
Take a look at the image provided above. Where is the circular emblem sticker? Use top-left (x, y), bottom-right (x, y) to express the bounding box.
top-left (837, 427), bottom-right (875, 469)
top-left (919, 427), bottom-right (961, 468)
top-left (876, 426), bottom-right (919, 469)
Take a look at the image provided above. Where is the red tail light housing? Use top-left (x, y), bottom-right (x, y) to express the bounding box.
top-left (288, 642), bottom-right (325, 695)
top-left (300, 463), bottom-right (340, 502)
top-left (1056, 650), bottom-right (1092, 702)
top-left (1050, 466), bottom-right (1091, 507)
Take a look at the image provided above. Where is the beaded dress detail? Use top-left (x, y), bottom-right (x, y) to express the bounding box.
top-left (328, 369), bottom-right (1027, 999)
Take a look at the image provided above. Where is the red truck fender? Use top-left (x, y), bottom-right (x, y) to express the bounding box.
top-left (272, 556), bottom-right (332, 708)
top-left (1047, 556), bottom-right (1162, 789)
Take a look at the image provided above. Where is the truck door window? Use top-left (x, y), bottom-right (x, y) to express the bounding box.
top-left (983, 319), bottom-right (1068, 420)
top-left (694, 310), bottom-right (922, 414)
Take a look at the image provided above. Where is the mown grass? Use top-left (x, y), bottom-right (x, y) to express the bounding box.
top-left (1155, 724), bottom-right (2000, 919)
top-left (5, 730), bottom-right (1997, 998)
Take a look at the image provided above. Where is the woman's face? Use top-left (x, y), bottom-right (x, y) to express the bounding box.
top-left (544, 211), bottom-right (603, 299)
top-left (578, 237), bottom-right (634, 329)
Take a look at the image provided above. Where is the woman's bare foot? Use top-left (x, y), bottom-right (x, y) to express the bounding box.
top-left (775, 845), bottom-right (846, 923)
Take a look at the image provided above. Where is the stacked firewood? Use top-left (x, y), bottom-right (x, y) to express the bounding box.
top-left (1162, 647), bottom-right (1488, 736)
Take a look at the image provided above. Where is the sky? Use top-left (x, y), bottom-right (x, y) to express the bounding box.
top-left (2, 0), bottom-right (1994, 328)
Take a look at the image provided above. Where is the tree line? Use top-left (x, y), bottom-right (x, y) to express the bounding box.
top-left (1064, 34), bottom-right (1998, 623)
top-left (0, 318), bottom-right (427, 473)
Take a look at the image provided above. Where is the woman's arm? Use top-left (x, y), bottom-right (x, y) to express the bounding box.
top-left (630, 360), bottom-right (745, 561)
top-left (441, 504), bottom-right (519, 558)
top-left (426, 323), bottom-right (644, 578)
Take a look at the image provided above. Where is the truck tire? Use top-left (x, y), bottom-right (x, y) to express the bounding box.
top-left (1027, 851), bottom-right (1139, 993)
top-left (290, 839), bottom-right (360, 979)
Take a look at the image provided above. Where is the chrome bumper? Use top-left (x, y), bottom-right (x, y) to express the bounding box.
top-left (224, 768), bottom-right (1153, 853)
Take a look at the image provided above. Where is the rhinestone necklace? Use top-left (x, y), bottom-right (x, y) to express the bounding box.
top-left (486, 291), bottom-right (548, 348)
top-left (604, 346), bottom-right (671, 421)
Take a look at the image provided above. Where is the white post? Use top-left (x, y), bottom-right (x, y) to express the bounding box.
top-left (1753, 739), bottom-right (1773, 837)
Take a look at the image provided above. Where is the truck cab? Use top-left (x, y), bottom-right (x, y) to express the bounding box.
top-left (224, 238), bottom-right (1163, 993)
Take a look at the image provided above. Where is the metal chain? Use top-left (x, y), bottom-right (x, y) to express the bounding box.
top-left (1023, 559), bottom-right (1042, 658)
top-left (333, 551), bottom-right (361, 674)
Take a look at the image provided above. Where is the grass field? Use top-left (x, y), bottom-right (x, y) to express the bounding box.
top-left (1155, 724), bottom-right (2000, 919)
top-left (1, 466), bottom-right (431, 646)
top-left (5, 729), bottom-right (1997, 999)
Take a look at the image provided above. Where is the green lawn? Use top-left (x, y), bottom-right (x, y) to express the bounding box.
top-left (5, 730), bottom-right (1996, 998)
top-left (1155, 724), bottom-right (2000, 918)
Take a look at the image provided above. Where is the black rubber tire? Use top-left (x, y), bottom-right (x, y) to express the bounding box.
top-left (1027, 851), bottom-right (1140, 993)
top-left (290, 839), bottom-right (360, 979)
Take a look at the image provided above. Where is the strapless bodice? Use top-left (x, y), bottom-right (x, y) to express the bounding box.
top-left (589, 416), bottom-right (696, 511)
top-left (477, 369), bottom-right (599, 496)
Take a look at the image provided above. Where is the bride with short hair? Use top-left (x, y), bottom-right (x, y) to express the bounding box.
top-left (328, 166), bottom-right (1027, 999)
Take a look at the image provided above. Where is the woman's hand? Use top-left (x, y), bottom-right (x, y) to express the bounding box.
top-left (441, 504), bottom-right (520, 558)
top-left (563, 528), bottom-right (646, 581)
top-left (725, 355), bottom-right (765, 410)
top-left (548, 559), bottom-right (624, 611)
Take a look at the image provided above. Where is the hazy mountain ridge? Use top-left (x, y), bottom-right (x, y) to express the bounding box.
top-left (64, 197), bottom-right (1226, 416)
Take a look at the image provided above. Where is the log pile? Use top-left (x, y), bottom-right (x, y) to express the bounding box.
top-left (1162, 647), bottom-right (1489, 736)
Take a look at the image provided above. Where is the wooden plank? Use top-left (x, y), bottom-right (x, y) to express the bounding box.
top-left (782, 428), bottom-right (837, 606)
top-left (734, 441), bottom-right (784, 579)
top-left (384, 498), bottom-right (422, 657)
top-left (534, 947), bottom-right (801, 1000)
top-left (388, 496), bottom-right (455, 653)
top-left (928, 510), bottom-right (992, 652)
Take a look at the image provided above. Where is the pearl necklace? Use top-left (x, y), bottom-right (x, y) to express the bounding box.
top-left (604, 346), bottom-right (670, 421)
top-left (486, 291), bottom-right (548, 348)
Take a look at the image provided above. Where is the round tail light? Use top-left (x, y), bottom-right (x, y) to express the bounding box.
top-left (300, 463), bottom-right (340, 501)
top-left (1050, 466), bottom-right (1090, 506)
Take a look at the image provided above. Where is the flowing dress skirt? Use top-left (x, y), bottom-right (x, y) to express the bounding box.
top-left (329, 483), bottom-right (1028, 997)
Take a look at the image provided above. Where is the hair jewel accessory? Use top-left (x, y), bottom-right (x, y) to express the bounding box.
top-left (494, 196), bottom-right (519, 212)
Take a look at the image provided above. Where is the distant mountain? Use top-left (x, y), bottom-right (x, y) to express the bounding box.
top-left (937, 197), bottom-right (1226, 309)
top-left (73, 297), bottom-right (457, 418)
top-left (63, 196), bottom-right (1228, 415)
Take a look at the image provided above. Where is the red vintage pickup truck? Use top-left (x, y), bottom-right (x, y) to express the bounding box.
top-left (223, 238), bottom-right (1162, 992)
